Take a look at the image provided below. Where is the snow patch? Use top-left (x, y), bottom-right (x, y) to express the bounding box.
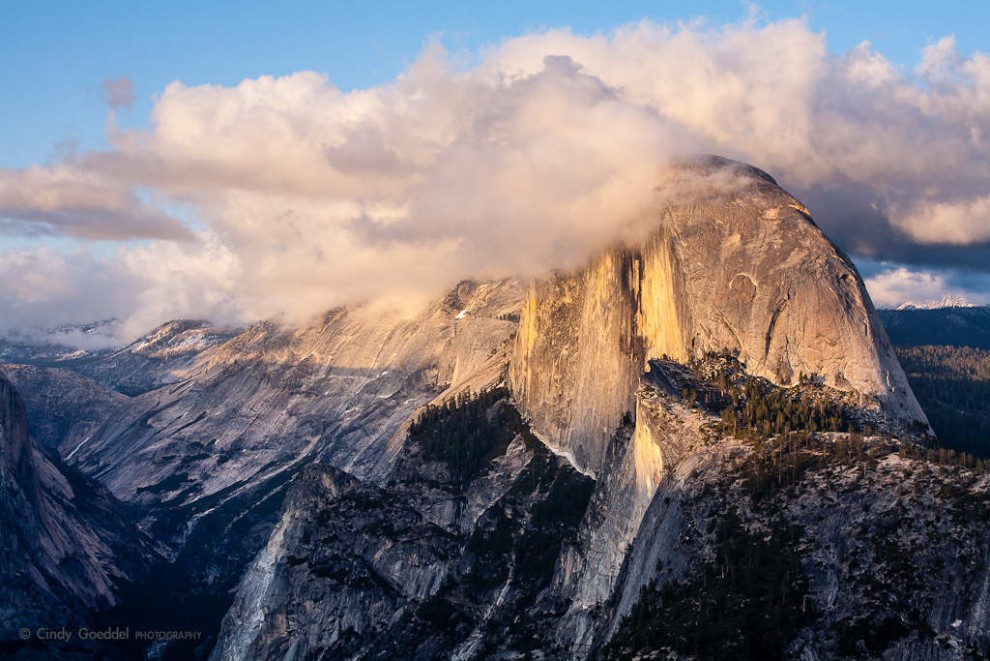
top-left (896, 294), bottom-right (977, 310)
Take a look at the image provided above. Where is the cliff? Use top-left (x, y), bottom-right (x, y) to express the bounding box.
top-left (0, 372), bottom-right (156, 645)
top-left (510, 157), bottom-right (926, 476)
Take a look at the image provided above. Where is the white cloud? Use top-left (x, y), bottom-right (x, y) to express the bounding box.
top-left (0, 249), bottom-right (132, 336)
top-left (865, 267), bottom-right (954, 308)
top-left (3, 16), bottom-right (990, 341)
top-left (864, 263), bottom-right (990, 308)
top-left (897, 196), bottom-right (990, 244)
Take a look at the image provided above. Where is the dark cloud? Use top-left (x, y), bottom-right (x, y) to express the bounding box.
top-left (796, 183), bottom-right (990, 273)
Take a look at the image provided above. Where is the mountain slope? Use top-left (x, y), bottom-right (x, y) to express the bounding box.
top-left (68, 281), bottom-right (521, 506)
top-left (0, 364), bottom-right (127, 456)
top-left (606, 422), bottom-right (990, 660)
top-left (18, 280), bottom-right (524, 657)
top-left (71, 320), bottom-right (242, 396)
top-left (0, 372), bottom-right (158, 651)
top-left (879, 306), bottom-right (990, 350)
top-left (878, 307), bottom-right (990, 457)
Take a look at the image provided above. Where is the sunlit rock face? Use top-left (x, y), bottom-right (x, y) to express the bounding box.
top-left (511, 157), bottom-right (926, 476)
top-left (67, 279), bottom-right (523, 512)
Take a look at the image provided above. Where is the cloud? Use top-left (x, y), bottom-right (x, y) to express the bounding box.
top-left (863, 262), bottom-right (990, 308)
top-left (895, 196), bottom-right (990, 244)
top-left (0, 238), bottom-right (241, 344)
top-left (0, 166), bottom-right (193, 240)
top-left (0, 249), bottom-right (132, 339)
top-left (2, 16), bottom-right (990, 340)
top-left (101, 75), bottom-right (135, 110)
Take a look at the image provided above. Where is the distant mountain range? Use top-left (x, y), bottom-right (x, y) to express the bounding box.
top-left (893, 294), bottom-right (980, 311)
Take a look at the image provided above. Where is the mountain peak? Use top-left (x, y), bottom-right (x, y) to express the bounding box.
top-left (671, 154), bottom-right (779, 186)
top-left (511, 159), bottom-right (926, 474)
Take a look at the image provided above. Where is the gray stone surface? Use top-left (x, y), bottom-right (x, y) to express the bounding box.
top-left (511, 158), bottom-right (926, 476)
top-left (0, 372), bottom-right (156, 638)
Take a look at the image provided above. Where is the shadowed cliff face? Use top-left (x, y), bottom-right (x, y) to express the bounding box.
top-left (211, 394), bottom-right (594, 661)
top-left (511, 158), bottom-right (927, 475)
top-left (0, 373), bottom-right (156, 642)
top-left (0, 374), bottom-right (33, 497)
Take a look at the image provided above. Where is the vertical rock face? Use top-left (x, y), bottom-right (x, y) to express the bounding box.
top-left (0, 372), bottom-right (155, 639)
top-left (551, 366), bottom-right (712, 655)
top-left (511, 157), bottom-right (926, 475)
top-left (0, 374), bottom-right (33, 497)
top-left (510, 254), bottom-right (642, 474)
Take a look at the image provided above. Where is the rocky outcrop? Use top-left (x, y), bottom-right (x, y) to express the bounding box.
top-left (0, 372), bottom-right (157, 644)
top-left (511, 157), bottom-right (926, 476)
top-left (211, 465), bottom-right (461, 661)
top-left (552, 365), bottom-right (712, 655)
top-left (603, 432), bottom-right (990, 660)
top-left (212, 394), bottom-right (594, 660)
top-left (0, 364), bottom-right (127, 456)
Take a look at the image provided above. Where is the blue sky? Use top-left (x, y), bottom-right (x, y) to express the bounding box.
top-left (3, 1), bottom-right (987, 169)
top-left (1, 1), bottom-right (989, 339)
